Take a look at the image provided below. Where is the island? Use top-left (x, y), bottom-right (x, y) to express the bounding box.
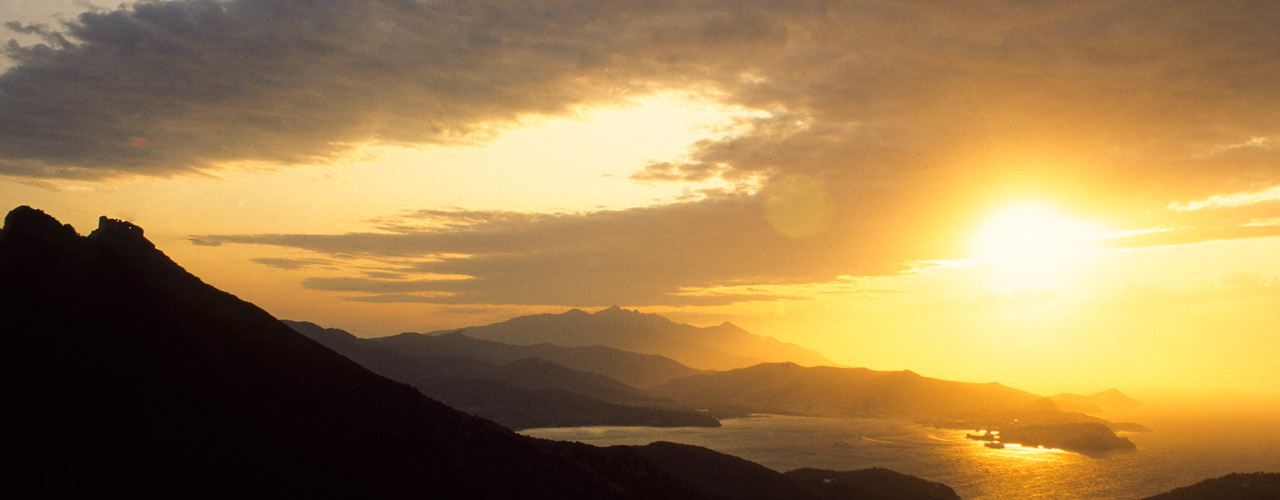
top-left (961, 421), bottom-right (1135, 454)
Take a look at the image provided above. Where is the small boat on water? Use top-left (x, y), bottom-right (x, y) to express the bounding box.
top-left (966, 430), bottom-right (999, 441)
top-left (984, 442), bottom-right (1005, 449)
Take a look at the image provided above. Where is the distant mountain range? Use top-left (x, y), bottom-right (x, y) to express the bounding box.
top-left (648, 362), bottom-right (1046, 419)
top-left (292, 301), bottom-right (1148, 441)
top-left (284, 320), bottom-right (717, 429)
top-left (371, 327), bottom-right (704, 388)
top-left (1049, 388), bottom-right (1144, 414)
top-left (424, 305), bottom-right (836, 370)
top-left (1, 205), bottom-right (960, 499)
top-left (295, 313), bottom-right (1146, 450)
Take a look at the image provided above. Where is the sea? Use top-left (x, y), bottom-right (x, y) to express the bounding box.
top-left (522, 411), bottom-right (1280, 500)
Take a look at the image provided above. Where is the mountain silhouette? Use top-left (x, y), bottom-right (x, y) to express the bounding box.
top-left (785, 468), bottom-right (963, 500)
top-left (2, 206), bottom-right (961, 499)
top-left (1049, 388), bottom-right (1143, 414)
top-left (651, 362), bottom-right (1053, 419)
top-left (1139, 472), bottom-right (1280, 500)
top-left (353, 324), bottom-right (703, 388)
top-left (1, 207), bottom-right (626, 497)
top-left (425, 305), bottom-right (835, 370)
top-left (285, 320), bottom-right (717, 429)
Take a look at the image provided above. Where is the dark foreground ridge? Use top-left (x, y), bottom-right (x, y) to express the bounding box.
top-left (1139, 472), bottom-right (1280, 500)
top-left (0, 205), bottom-right (957, 499)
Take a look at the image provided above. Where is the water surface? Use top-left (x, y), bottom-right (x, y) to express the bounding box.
top-left (523, 414), bottom-right (1280, 500)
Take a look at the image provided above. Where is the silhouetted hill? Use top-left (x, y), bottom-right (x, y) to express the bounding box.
top-left (0, 208), bottom-right (600, 497)
top-left (1048, 393), bottom-right (1104, 413)
top-left (287, 319), bottom-right (361, 345)
top-left (289, 321), bottom-right (656, 403)
top-left (425, 305), bottom-right (835, 370)
top-left (626, 441), bottom-right (821, 499)
top-left (1091, 388), bottom-right (1143, 409)
top-left (1049, 388), bottom-right (1142, 414)
top-left (786, 468), bottom-right (962, 500)
top-left (5, 206), bottom-right (973, 499)
top-left (428, 378), bottom-right (723, 429)
top-left (1139, 472), bottom-right (1280, 500)
top-left (651, 362), bottom-right (1046, 419)
top-left (1, 207), bottom-right (636, 497)
top-left (369, 327), bottom-right (704, 388)
top-left (286, 320), bottom-right (716, 429)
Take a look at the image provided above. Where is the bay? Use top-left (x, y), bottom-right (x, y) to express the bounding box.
top-left (522, 413), bottom-right (1280, 500)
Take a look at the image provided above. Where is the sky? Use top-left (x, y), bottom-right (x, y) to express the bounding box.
top-left (1, 0), bottom-right (1278, 402)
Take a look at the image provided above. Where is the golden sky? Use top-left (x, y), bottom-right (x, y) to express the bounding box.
top-left (2, 0), bottom-right (1278, 401)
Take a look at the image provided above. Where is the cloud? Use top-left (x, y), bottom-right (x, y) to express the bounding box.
top-left (0, 0), bottom-right (813, 179)
top-left (6, 0), bottom-right (1275, 193)
top-left (3, 21), bottom-right (73, 49)
top-left (1104, 225), bottom-right (1280, 250)
top-left (249, 257), bottom-right (337, 271)
top-left (187, 237), bottom-right (223, 247)
top-left (1111, 183), bottom-right (1280, 246)
top-left (8, 0), bottom-right (1280, 307)
top-left (195, 194), bottom-right (922, 306)
top-left (630, 161), bottom-right (727, 183)
top-left (1168, 185), bottom-right (1280, 212)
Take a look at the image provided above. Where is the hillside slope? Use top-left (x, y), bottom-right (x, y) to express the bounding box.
top-left (285, 320), bottom-right (717, 429)
top-left (1140, 472), bottom-right (1280, 500)
top-left (374, 328), bottom-right (704, 388)
top-left (428, 305), bottom-right (834, 370)
top-left (651, 362), bottom-right (1046, 418)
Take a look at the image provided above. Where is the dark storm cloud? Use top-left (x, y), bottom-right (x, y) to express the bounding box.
top-left (3, 21), bottom-right (74, 49)
top-left (4, 0), bottom-right (1278, 195)
top-left (0, 0), bottom-right (812, 179)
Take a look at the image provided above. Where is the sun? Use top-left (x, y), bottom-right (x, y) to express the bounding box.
top-left (968, 202), bottom-right (1108, 288)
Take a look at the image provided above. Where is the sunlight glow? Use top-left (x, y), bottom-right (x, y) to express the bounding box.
top-left (968, 202), bottom-right (1109, 289)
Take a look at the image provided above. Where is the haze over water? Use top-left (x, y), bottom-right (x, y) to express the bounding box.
top-left (526, 409), bottom-right (1280, 500)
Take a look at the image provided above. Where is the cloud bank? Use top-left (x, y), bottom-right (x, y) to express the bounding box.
top-left (0, 0), bottom-right (806, 178)
top-left (7, 0), bottom-right (1280, 305)
top-left (196, 195), bottom-right (894, 306)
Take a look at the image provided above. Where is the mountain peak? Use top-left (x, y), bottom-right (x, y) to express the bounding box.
top-left (448, 305), bottom-right (834, 370)
top-left (2, 205), bottom-right (79, 243)
top-left (87, 214), bottom-right (156, 252)
top-left (716, 321), bottom-right (748, 331)
top-left (594, 305), bottom-right (651, 319)
top-left (1090, 388), bottom-right (1142, 408)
